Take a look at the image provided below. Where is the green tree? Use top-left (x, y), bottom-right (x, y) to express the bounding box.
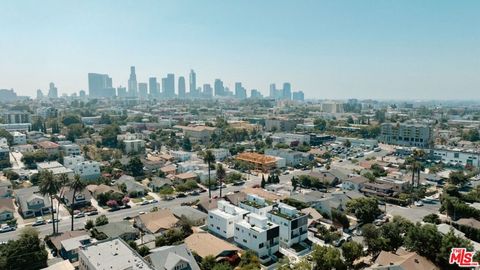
top-left (138, 246), bottom-right (150, 256)
top-left (217, 163), bottom-right (226, 197)
top-left (95, 215), bottom-right (109, 226)
top-left (346, 197), bottom-right (381, 224)
top-left (39, 170), bottom-right (60, 235)
top-left (100, 124), bottom-right (120, 147)
top-left (201, 255), bottom-right (217, 270)
top-left (128, 156), bottom-right (144, 177)
top-left (341, 241), bottom-right (364, 268)
top-left (203, 150), bottom-right (216, 199)
top-left (404, 223), bottom-right (442, 260)
top-left (311, 244), bottom-right (346, 270)
top-left (0, 128), bottom-right (13, 145)
top-left (182, 137), bottom-right (192, 151)
top-left (423, 213), bottom-right (441, 224)
top-left (69, 174), bottom-right (86, 231)
top-left (291, 176), bottom-right (298, 190)
top-left (448, 171), bottom-right (468, 186)
top-left (238, 250), bottom-right (261, 270)
top-left (361, 224), bottom-right (385, 255)
top-left (261, 175), bottom-right (266, 188)
top-left (0, 227), bottom-right (48, 269)
top-left (85, 219), bottom-right (94, 230)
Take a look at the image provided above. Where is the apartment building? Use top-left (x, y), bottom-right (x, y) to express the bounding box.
top-left (123, 139), bottom-right (145, 154)
top-left (11, 131), bottom-right (26, 145)
top-left (73, 161), bottom-right (101, 181)
top-left (379, 123), bottom-right (433, 148)
top-left (61, 143), bottom-right (81, 156)
top-left (173, 125), bottom-right (219, 144)
top-left (431, 148), bottom-right (480, 168)
top-left (239, 194), bottom-right (274, 216)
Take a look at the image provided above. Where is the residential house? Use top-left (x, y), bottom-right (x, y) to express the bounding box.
top-left (238, 194), bottom-right (274, 216)
top-left (267, 203), bottom-right (308, 248)
top-left (15, 186), bottom-right (51, 218)
top-left (234, 213), bottom-right (280, 264)
top-left (60, 234), bottom-right (94, 262)
top-left (63, 155), bottom-right (85, 169)
top-left (86, 184), bottom-right (122, 200)
top-left (60, 187), bottom-right (92, 208)
top-left (370, 248), bottom-right (438, 270)
top-left (134, 209), bottom-right (179, 235)
top-left (92, 221), bottom-right (139, 241)
top-left (207, 200), bottom-right (249, 239)
top-left (210, 148), bottom-right (230, 161)
top-left (78, 238), bottom-right (155, 270)
top-left (342, 175), bottom-right (369, 191)
top-left (47, 231), bottom-right (89, 258)
top-left (0, 198), bottom-right (15, 221)
top-left (172, 206), bottom-right (208, 226)
top-left (148, 177), bottom-right (173, 192)
top-left (36, 141), bottom-right (60, 156)
top-left (116, 175), bottom-right (148, 197)
top-left (170, 151), bottom-right (192, 162)
top-left (145, 244), bottom-right (201, 270)
top-left (0, 179), bottom-right (13, 198)
top-left (37, 161), bottom-right (74, 178)
top-left (184, 232), bottom-right (241, 260)
top-left (60, 143), bottom-right (81, 156)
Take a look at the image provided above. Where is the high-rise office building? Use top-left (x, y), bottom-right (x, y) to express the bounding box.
top-left (117, 87), bottom-right (127, 97)
top-left (127, 66), bottom-right (137, 97)
top-left (235, 82), bottom-right (247, 99)
top-left (292, 91), bottom-right (304, 101)
top-left (203, 84), bottom-right (213, 98)
top-left (138, 83), bottom-right (148, 98)
top-left (282, 82), bottom-right (291, 100)
top-left (164, 74), bottom-right (175, 98)
top-left (269, 83), bottom-right (277, 98)
top-left (178, 76), bottom-right (186, 98)
top-left (149, 77), bottom-right (159, 97)
top-left (214, 79), bottom-right (224, 96)
top-left (36, 89), bottom-right (43, 99)
top-left (189, 69), bottom-right (196, 97)
top-left (88, 73), bottom-right (114, 98)
top-left (250, 89), bottom-right (263, 99)
top-left (48, 82), bottom-right (58, 99)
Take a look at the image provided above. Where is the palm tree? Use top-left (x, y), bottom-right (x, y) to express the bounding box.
top-left (203, 150), bottom-right (216, 199)
top-left (216, 163), bottom-right (226, 198)
top-left (39, 170), bottom-right (60, 235)
top-left (69, 174), bottom-right (86, 231)
top-left (56, 173), bottom-right (69, 233)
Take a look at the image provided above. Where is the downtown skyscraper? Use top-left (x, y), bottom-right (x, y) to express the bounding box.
top-left (189, 69), bottom-right (197, 97)
top-left (178, 76), bottom-right (186, 98)
top-left (128, 66), bottom-right (137, 97)
top-left (149, 77), bottom-right (159, 97)
top-left (163, 73), bottom-right (175, 98)
top-left (88, 73), bottom-right (114, 98)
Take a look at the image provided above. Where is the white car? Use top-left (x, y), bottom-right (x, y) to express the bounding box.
top-left (74, 212), bottom-right (85, 218)
top-left (0, 225), bottom-right (15, 233)
top-left (414, 201), bottom-right (424, 207)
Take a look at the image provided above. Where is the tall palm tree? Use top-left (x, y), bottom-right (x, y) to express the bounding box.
top-left (203, 150), bottom-right (216, 199)
top-left (69, 174), bottom-right (86, 231)
top-left (216, 163), bottom-right (226, 198)
top-left (39, 170), bottom-right (60, 235)
top-left (56, 173), bottom-right (69, 233)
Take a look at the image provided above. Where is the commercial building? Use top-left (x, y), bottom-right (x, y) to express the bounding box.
top-left (207, 200), bottom-right (249, 239)
top-left (173, 125), bottom-right (219, 144)
top-left (431, 148), bottom-right (480, 167)
top-left (267, 203), bottom-right (308, 248)
top-left (88, 73), bottom-right (114, 98)
top-left (379, 123), bottom-right (433, 148)
top-left (265, 149), bottom-right (312, 167)
top-left (0, 123), bottom-right (31, 132)
top-left (265, 118), bottom-right (301, 132)
top-left (3, 111), bottom-right (30, 124)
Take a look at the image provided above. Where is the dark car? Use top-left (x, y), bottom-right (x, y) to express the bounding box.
top-left (176, 193), bottom-right (187, 198)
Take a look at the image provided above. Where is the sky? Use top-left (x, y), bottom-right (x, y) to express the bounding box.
top-left (1, 0), bottom-right (479, 100)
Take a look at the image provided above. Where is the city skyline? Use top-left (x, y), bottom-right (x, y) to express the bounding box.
top-left (1, 0), bottom-right (479, 99)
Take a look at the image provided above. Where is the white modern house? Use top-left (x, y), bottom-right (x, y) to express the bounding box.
top-left (207, 200), bottom-right (249, 239)
top-left (61, 143), bottom-right (82, 156)
top-left (210, 148), bottom-right (230, 161)
top-left (234, 213), bottom-right (280, 264)
top-left (267, 203), bottom-right (308, 248)
top-left (239, 194), bottom-right (274, 217)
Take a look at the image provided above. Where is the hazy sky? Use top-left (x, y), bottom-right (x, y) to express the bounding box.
top-left (1, 0), bottom-right (479, 99)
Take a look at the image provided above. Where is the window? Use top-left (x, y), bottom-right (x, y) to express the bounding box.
top-left (259, 243), bottom-right (264, 248)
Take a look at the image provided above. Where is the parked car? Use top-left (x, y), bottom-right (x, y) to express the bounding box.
top-left (32, 217), bottom-right (46, 226)
top-left (233, 181), bottom-right (245, 186)
top-left (149, 199), bottom-right (159, 204)
top-left (164, 196), bottom-right (175, 201)
top-left (86, 211), bottom-right (98, 216)
top-left (190, 191), bottom-right (200, 196)
top-left (47, 218), bottom-right (60, 224)
top-left (176, 193), bottom-right (187, 198)
top-left (74, 212), bottom-right (85, 219)
top-left (0, 225), bottom-right (15, 233)
top-left (414, 201), bottom-right (424, 207)
top-left (140, 200), bottom-right (150, 205)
